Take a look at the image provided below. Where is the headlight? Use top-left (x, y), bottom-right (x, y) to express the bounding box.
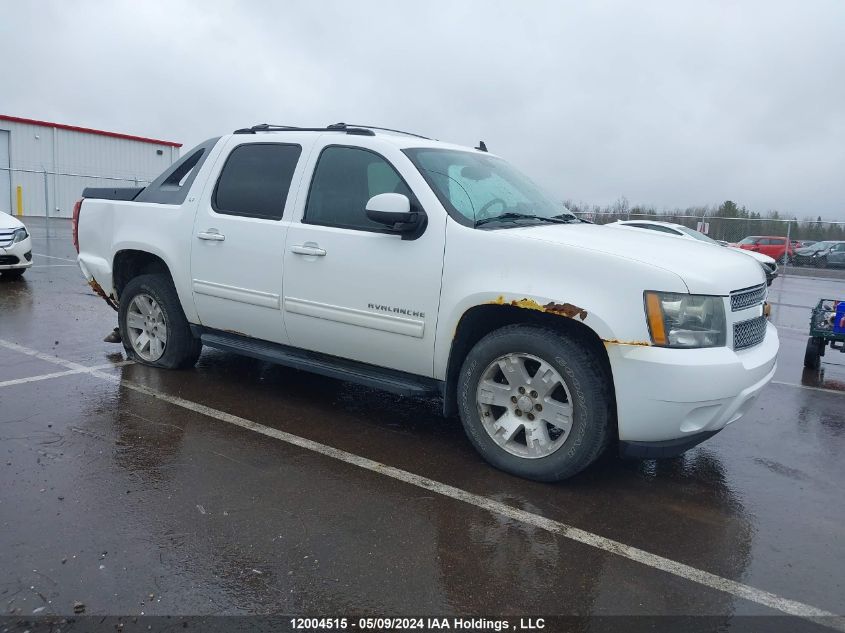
top-left (12, 227), bottom-right (28, 243)
top-left (644, 291), bottom-right (726, 348)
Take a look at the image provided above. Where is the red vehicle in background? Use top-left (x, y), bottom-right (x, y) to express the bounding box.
top-left (737, 236), bottom-right (795, 263)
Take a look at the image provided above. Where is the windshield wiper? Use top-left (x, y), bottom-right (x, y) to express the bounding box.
top-left (475, 213), bottom-right (571, 228)
top-left (552, 214), bottom-right (584, 223)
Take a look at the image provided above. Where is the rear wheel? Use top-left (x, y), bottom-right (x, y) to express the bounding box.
top-left (457, 325), bottom-right (612, 482)
top-left (804, 337), bottom-right (823, 370)
top-left (119, 274), bottom-right (201, 369)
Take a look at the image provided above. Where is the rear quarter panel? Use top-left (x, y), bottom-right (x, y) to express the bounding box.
top-left (76, 137), bottom-right (228, 322)
top-left (77, 199), bottom-right (200, 321)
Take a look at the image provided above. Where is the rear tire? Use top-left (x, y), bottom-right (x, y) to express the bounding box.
top-left (457, 325), bottom-right (612, 482)
top-left (804, 337), bottom-right (822, 370)
top-left (119, 274), bottom-right (201, 369)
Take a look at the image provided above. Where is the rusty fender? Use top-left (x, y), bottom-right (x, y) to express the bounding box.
top-left (489, 296), bottom-right (588, 320)
top-left (488, 296), bottom-right (650, 346)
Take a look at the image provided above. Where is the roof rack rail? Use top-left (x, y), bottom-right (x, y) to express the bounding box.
top-left (233, 122), bottom-right (375, 136)
top-left (342, 124), bottom-right (433, 140)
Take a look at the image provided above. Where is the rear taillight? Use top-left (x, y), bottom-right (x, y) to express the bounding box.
top-left (71, 199), bottom-right (83, 252)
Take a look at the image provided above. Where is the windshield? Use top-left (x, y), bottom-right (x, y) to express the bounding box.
top-left (805, 241), bottom-right (835, 252)
top-left (403, 148), bottom-right (575, 227)
top-left (675, 225), bottom-right (720, 246)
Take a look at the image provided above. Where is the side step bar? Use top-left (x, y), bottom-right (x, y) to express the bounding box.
top-left (196, 328), bottom-right (442, 398)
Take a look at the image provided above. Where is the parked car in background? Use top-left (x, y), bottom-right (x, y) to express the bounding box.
top-left (794, 240), bottom-right (817, 249)
top-left (737, 236), bottom-right (794, 264)
top-left (794, 241), bottom-right (838, 267)
top-left (807, 241), bottom-right (845, 268)
top-left (610, 220), bottom-right (778, 286)
top-left (0, 213), bottom-right (33, 279)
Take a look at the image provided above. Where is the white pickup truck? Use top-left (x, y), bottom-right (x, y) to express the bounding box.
top-left (74, 123), bottom-right (778, 481)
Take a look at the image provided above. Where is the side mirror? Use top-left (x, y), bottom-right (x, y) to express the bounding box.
top-left (365, 193), bottom-right (423, 235)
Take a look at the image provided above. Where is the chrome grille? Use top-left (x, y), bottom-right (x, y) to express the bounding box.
top-left (734, 315), bottom-right (767, 350)
top-left (730, 283), bottom-right (766, 312)
top-left (0, 229), bottom-right (14, 248)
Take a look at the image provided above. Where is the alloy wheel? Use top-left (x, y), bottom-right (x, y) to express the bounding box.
top-left (476, 353), bottom-right (573, 459)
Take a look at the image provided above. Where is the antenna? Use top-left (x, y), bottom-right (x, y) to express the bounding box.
top-left (475, 141), bottom-right (488, 152)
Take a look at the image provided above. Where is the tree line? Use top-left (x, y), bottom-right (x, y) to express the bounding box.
top-left (563, 198), bottom-right (845, 243)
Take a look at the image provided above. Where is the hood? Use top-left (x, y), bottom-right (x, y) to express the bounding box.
top-left (729, 246), bottom-right (775, 265)
top-left (508, 223), bottom-right (765, 295)
top-left (795, 244), bottom-right (829, 255)
top-left (0, 212), bottom-right (25, 231)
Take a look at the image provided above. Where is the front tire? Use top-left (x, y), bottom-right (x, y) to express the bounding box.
top-left (1, 268), bottom-right (26, 279)
top-left (119, 274), bottom-right (201, 369)
top-left (804, 337), bottom-right (823, 370)
top-left (457, 325), bottom-right (612, 482)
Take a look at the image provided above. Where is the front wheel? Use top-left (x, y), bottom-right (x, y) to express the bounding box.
top-left (457, 325), bottom-right (612, 482)
top-left (119, 274), bottom-right (202, 369)
top-left (814, 257), bottom-right (828, 269)
top-left (1, 268), bottom-right (26, 279)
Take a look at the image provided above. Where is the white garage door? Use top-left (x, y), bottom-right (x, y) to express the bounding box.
top-left (0, 130), bottom-right (10, 214)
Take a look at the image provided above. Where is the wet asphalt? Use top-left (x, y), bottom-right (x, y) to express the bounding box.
top-left (1, 219), bottom-right (844, 626)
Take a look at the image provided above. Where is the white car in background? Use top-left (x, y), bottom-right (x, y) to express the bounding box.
top-left (610, 220), bottom-right (778, 286)
top-left (0, 213), bottom-right (33, 279)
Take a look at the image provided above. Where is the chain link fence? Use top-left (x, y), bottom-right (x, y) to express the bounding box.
top-left (570, 211), bottom-right (845, 279)
top-left (1, 166), bottom-right (152, 219)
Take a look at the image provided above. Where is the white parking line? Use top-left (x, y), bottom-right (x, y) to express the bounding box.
top-left (0, 360), bottom-right (134, 388)
top-left (0, 337), bottom-right (842, 628)
top-left (0, 340), bottom-right (90, 371)
top-left (33, 253), bottom-right (76, 262)
top-left (772, 380), bottom-right (845, 396)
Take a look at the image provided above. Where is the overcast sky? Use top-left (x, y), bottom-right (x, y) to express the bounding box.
top-left (2, 0), bottom-right (844, 219)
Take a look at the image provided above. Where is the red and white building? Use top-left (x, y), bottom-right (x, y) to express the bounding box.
top-left (0, 115), bottom-right (181, 218)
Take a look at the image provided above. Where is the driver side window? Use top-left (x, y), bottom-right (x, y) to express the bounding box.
top-left (304, 146), bottom-right (412, 231)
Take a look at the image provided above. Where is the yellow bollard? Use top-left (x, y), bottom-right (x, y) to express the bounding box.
top-left (15, 186), bottom-right (23, 217)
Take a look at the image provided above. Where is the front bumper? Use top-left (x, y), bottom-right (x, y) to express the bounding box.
top-left (607, 322), bottom-right (779, 448)
top-left (619, 429), bottom-right (721, 459)
top-left (0, 236), bottom-right (33, 270)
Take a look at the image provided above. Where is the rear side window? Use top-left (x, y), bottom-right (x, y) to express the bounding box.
top-left (636, 224), bottom-right (680, 234)
top-left (213, 144), bottom-right (302, 220)
top-left (164, 149), bottom-right (204, 188)
top-left (304, 146), bottom-right (412, 231)
top-left (134, 136), bottom-right (220, 205)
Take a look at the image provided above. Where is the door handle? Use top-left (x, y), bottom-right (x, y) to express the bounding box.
top-left (197, 230), bottom-right (225, 242)
top-left (290, 244), bottom-right (327, 257)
